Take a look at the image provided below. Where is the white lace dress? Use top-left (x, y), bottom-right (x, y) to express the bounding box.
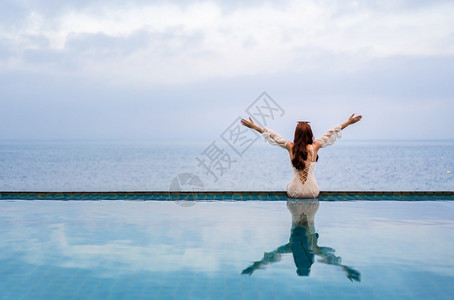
top-left (262, 125), bottom-right (342, 198)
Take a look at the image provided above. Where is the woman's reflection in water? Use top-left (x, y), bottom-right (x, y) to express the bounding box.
top-left (242, 199), bottom-right (360, 281)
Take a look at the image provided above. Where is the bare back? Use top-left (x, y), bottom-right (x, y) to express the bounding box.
top-left (286, 142), bottom-right (319, 164)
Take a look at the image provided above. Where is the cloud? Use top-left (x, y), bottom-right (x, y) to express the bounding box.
top-left (0, 201), bottom-right (290, 276)
top-left (0, 0), bottom-right (453, 140)
top-left (1, 0), bottom-right (453, 85)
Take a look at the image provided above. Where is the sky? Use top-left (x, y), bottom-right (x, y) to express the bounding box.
top-left (0, 0), bottom-right (453, 141)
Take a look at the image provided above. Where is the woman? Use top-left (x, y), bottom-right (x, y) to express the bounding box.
top-left (240, 114), bottom-right (362, 198)
top-left (241, 198), bottom-right (361, 280)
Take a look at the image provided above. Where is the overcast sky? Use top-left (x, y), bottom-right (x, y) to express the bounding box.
top-left (1, 0), bottom-right (453, 141)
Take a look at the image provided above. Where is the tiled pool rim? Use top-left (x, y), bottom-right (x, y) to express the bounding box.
top-left (0, 191), bottom-right (453, 201)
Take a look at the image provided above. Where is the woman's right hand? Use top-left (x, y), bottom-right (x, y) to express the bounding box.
top-left (347, 114), bottom-right (362, 125)
top-left (341, 114), bottom-right (362, 130)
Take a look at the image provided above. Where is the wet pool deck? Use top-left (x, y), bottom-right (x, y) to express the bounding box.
top-left (0, 191), bottom-right (453, 201)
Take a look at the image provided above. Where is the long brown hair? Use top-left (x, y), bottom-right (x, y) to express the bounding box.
top-left (292, 121), bottom-right (317, 170)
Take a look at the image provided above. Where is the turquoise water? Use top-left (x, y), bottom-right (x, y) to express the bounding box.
top-left (0, 200), bottom-right (453, 299)
top-left (1, 140), bottom-right (453, 191)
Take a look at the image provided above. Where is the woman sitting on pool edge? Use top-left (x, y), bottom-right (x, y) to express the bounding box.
top-left (240, 114), bottom-right (362, 198)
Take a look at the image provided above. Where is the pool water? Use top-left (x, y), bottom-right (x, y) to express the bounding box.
top-left (0, 200), bottom-right (453, 299)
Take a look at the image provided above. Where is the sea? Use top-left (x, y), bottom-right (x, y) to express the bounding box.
top-left (0, 140), bottom-right (453, 192)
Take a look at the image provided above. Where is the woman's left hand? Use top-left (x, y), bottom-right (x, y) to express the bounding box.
top-left (241, 117), bottom-right (256, 129)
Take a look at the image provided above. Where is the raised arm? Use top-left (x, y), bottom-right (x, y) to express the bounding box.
top-left (241, 117), bottom-right (263, 133)
top-left (314, 114), bottom-right (362, 150)
top-left (241, 243), bottom-right (292, 275)
top-left (241, 117), bottom-right (290, 150)
top-left (340, 113), bottom-right (362, 130)
top-left (315, 246), bottom-right (361, 282)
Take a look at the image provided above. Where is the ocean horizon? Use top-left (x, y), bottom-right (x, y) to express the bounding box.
top-left (1, 139), bottom-right (453, 192)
